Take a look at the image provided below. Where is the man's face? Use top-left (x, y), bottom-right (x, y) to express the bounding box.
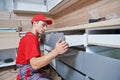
top-left (35, 21), bottom-right (47, 34)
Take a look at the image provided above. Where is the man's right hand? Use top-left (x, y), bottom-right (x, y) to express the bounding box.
top-left (54, 39), bottom-right (68, 55)
top-left (30, 39), bottom-right (68, 70)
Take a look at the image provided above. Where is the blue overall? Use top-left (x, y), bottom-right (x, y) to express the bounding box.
top-left (17, 64), bottom-right (51, 80)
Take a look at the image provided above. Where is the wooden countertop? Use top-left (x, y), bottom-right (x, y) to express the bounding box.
top-left (46, 18), bottom-right (120, 32)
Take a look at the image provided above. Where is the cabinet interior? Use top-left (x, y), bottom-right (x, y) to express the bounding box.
top-left (0, 48), bottom-right (16, 61)
top-left (87, 45), bottom-right (120, 60)
top-left (87, 27), bottom-right (120, 34)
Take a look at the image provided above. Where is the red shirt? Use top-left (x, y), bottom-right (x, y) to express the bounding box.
top-left (16, 32), bottom-right (41, 64)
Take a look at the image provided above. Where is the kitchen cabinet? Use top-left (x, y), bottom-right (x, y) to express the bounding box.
top-left (44, 18), bottom-right (120, 80)
top-left (56, 57), bottom-right (85, 80)
top-left (0, 48), bottom-right (17, 67)
top-left (0, 19), bottom-right (20, 67)
top-left (45, 32), bottom-right (64, 48)
top-left (13, 0), bottom-right (79, 15)
top-left (88, 34), bottom-right (120, 48)
top-left (85, 25), bottom-right (120, 80)
top-left (84, 49), bottom-right (120, 80)
top-left (45, 31), bottom-right (85, 48)
top-left (87, 27), bottom-right (120, 48)
top-left (0, 32), bottom-right (19, 67)
top-left (58, 49), bottom-right (85, 74)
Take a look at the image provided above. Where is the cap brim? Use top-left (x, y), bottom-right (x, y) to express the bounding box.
top-left (44, 20), bottom-right (53, 25)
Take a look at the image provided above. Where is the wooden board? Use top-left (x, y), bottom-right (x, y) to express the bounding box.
top-left (53, 0), bottom-right (120, 28)
top-left (0, 20), bottom-right (20, 28)
top-left (0, 12), bottom-right (11, 20)
top-left (46, 18), bottom-right (120, 32)
top-left (0, 32), bottom-right (20, 50)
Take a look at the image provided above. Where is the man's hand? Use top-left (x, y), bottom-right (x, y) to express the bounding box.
top-left (54, 39), bottom-right (68, 55)
top-left (30, 39), bottom-right (68, 70)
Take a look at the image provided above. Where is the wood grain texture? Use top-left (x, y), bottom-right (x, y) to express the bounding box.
top-left (0, 0), bottom-right (120, 30)
top-left (0, 32), bottom-right (20, 50)
top-left (46, 18), bottom-right (120, 32)
top-left (0, 20), bottom-right (20, 28)
top-left (53, 0), bottom-right (120, 28)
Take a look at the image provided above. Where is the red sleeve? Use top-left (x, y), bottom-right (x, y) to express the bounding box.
top-left (24, 36), bottom-right (41, 61)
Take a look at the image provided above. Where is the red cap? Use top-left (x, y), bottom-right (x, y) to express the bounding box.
top-left (31, 14), bottom-right (52, 25)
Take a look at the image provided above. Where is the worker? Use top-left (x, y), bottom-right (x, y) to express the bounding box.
top-left (16, 14), bottom-right (68, 80)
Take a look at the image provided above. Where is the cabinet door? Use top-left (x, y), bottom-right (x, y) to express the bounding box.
top-left (45, 33), bottom-right (85, 48)
top-left (56, 59), bottom-right (85, 80)
top-left (59, 50), bottom-right (85, 73)
top-left (84, 53), bottom-right (120, 80)
top-left (45, 33), bottom-right (64, 48)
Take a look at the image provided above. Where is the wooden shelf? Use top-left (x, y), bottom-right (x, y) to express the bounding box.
top-left (0, 60), bottom-right (15, 68)
top-left (46, 18), bottom-right (120, 32)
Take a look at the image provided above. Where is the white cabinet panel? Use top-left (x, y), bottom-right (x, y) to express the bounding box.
top-left (65, 34), bottom-right (85, 46)
top-left (88, 34), bottom-right (120, 48)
